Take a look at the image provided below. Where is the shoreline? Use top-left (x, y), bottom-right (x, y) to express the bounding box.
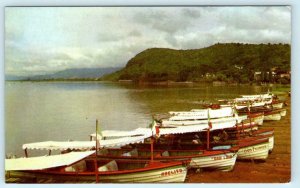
top-left (5, 79), bottom-right (291, 87)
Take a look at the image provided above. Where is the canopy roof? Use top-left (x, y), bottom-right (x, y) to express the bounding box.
top-left (169, 107), bottom-right (234, 121)
top-left (5, 151), bottom-right (95, 171)
top-left (23, 141), bottom-right (96, 150)
top-left (100, 127), bottom-right (152, 138)
top-left (158, 124), bottom-right (209, 135)
top-left (23, 134), bottom-right (150, 151)
top-left (100, 135), bottom-right (149, 147)
top-left (241, 93), bottom-right (273, 100)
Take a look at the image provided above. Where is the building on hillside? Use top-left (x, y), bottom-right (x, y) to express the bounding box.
top-left (254, 70), bottom-right (290, 83)
top-left (254, 71), bottom-right (276, 82)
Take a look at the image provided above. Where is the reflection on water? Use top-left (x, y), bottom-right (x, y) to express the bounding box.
top-left (5, 81), bottom-right (288, 157)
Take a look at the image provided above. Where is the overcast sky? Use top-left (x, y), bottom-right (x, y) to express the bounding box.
top-left (5, 6), bottom-right (291, 76)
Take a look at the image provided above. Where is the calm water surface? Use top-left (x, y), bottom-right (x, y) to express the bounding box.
top-left (5, 81), bottom-right (289, 156)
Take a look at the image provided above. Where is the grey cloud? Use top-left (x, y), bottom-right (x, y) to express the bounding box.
top-left (128, 30), bottom-right (142, 37)
top-left (182, 8), bottom-right (201, 18)
top-left (97, 32), bottom-right (124, 42)
top-left (165, 35), bottom-right (178, 47)
top-left (5, 7), bottom-right (291, 77)
top-left (133, 9), bottom-right (193, 34)
top-left (217, 7), bottom-right (290, 33)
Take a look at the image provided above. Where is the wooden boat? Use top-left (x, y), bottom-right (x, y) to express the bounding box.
top-left (234, 101), bottom-right (266, 110)
top-left (237, 137), bottom-right (269, 161)
top-left (264, 110), bottom-right (282, 121)
top-left (5, 151), bottom-right (188, 183)
top-left (229, 128), bottom-right (274, 153)
top-left (161, 115), bottom-right (247, 127)
top-left (168, 107), bottom-right (234, 121)
top-left (163, 127), bottom-right (274, 153)
top-left (241, 93), bottom-right (273, 101)
top-left (235, 97), bottom-right (272, 105)
top-left (271, 101), bottom-right (284, 109)
top-left (243, 112), bottom-right (264, 126)
top-left (132, 134), bottom-right (270, 161)
top-left (278, 108), bottom-right (287, 116)
top-left (95, 147), bottom-right (239, 172)
top-left (237, 106), bottom-right (269, 115)
top-left (240, 93), bottom-right (284, 109)
top-left (237, 106), bottom-right (286, 121)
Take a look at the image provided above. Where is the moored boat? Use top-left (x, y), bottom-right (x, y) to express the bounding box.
top-left (237, 138), bottom-right (269, 161)
top-left (243, 112), bottom-right (264, 126)
top-left (169, 107), bottom-right (234, 121)
top-left (5, 151), bottom-right (188, 183)
top-left (279, 108), bottom-right (287, 116)
top-left (161, 115), bottom-right (247, 127)
top-left (271, 101), bottom-right (284, 109)
top-left (264, 110), bottom-right (282, 121)
top-left (103, 147), bottom-right (238, 172)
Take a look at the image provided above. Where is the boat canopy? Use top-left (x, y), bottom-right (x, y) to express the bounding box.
top-left (23, 135), bottom-right (150, 151)
top-left (100, 135), bottom-right (150, 147)
top-left (100, 127), bottom-right (152, 138)
top-left (169, 107), bottom-right (234, 120)
top-left (23, 141), bottom-right (97, 151)
top-left (158, 124), bottom-right (209, 135)
top-left (241, 93), bottom-right (273, 100)
top-left (5, 151), bottom-right (95, 171)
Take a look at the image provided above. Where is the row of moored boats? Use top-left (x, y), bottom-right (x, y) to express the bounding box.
top-left (5, 92), bottom-right (287, 183)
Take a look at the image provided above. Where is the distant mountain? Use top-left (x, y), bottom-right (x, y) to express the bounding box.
top-left (6, 67), bottom-right (123, 81)
top-left (101, 43), bottom-right (290, 83)
top-left (5, 75), bottom-right (28, 81)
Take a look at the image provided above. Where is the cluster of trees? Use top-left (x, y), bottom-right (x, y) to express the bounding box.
top-left (102, 43), bottom-right (290, 84)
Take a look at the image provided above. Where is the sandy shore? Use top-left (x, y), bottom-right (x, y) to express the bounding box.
top-left (186, 95), bottom-right (291, 183)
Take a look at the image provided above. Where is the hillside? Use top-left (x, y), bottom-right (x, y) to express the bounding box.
top-left (101, 43), bottom-right (290, 83)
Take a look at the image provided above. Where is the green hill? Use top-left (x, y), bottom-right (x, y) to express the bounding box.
top-left (101, 43), bottom-right (290, 83)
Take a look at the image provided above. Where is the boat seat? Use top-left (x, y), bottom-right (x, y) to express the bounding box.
top-left (98, 149), bottom-right (108, 155)
top-left (122, 148), bottom-right (138, 157)
top-left (98, 160), bottom-right (118, 172)
top-left (162, 151), bottom-right (169, 157)
top-left (65, 160), bottom-right (87, 172)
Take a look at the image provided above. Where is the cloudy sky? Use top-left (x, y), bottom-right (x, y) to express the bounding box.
top-left (5, 6), bottom-right (291, 76)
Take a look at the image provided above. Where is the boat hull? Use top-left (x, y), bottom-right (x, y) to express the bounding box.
top-left (99, 148), bottom-right (238, 172)
top-left (264, 112), bottom-right (281, 121)
top-left (6, 162), bottom-right (188, 183)
top-left (237, 141), bottom-right (269, 161)
top-left (189, 152), bottom-right (237, 171)
top-left (272, 102), bottom-right (283, 109)
top-left (279, 109), bottom-right (287, 116)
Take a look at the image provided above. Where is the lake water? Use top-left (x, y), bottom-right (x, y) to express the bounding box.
top-left (5, 81), bottom-right (289, 157)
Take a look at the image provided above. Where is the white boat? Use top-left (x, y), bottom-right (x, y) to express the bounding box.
top-left (188, 150), bottom-right (237, 171)
top-left (272, 102), bottom-right (284, 109)
top-left (98, 147), bottom-right (238, 172)
top-left (5, 151), bottom-right (188, 183)
top-left (234, 101), bottom-right (266, 110)
top-left (255, 130), bottom-right (275, 153)
top-left (169, 107), bottom-right (234, 121)
top-left (279, 108), bottom-right (287, 116)
top-left (264, 110), bottom-right (282, 121)
top-left (161, 115), bottom-right (247, 128)
top-left (237, 138), bottom-right (269, 161)
top-left (241, 93), bottom-right (273, 100)
top-left (246, 113), bottom-right (265, 126)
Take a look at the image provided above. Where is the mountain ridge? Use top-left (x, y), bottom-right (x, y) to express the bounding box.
top-left (6, 67), bottom-right (122, 81)
top-left (101, 43), bottom-right (290, 83)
